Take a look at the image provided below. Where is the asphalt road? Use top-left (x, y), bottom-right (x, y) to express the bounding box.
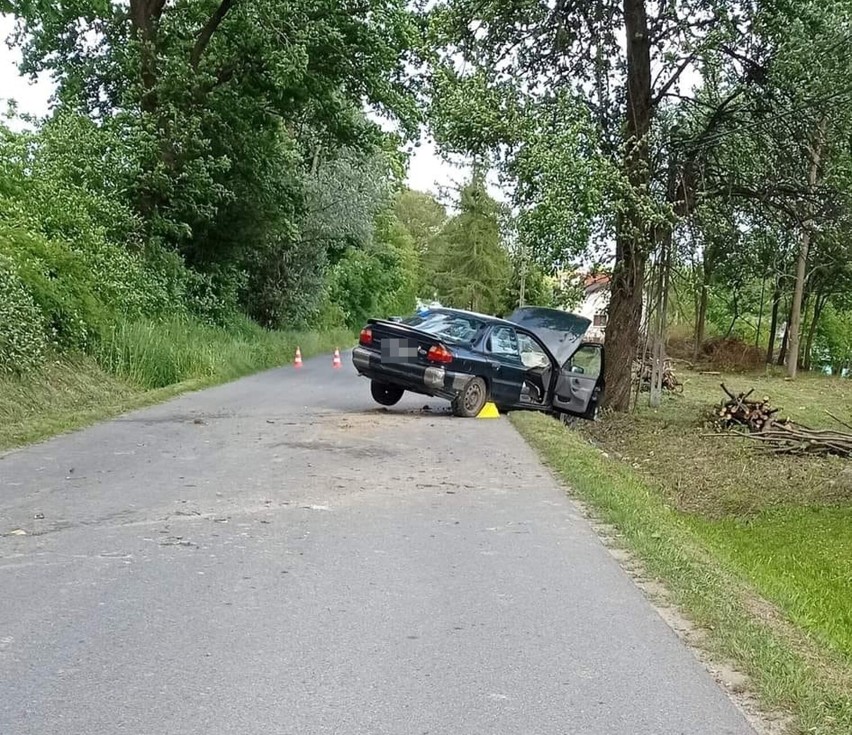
top-left (0, 351), bottom-right (756, 735)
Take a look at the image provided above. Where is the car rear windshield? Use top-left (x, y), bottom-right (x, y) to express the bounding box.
top-left (402, 311), bottom-right (486, 344)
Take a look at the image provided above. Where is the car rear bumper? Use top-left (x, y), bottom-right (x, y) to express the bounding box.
top-left (352, 346), bottom-right (472, 399)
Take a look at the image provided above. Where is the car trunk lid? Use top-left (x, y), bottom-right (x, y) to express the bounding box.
top-left (365, 320), bottom-right (447, 367)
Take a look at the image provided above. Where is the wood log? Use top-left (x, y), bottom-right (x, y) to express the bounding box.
top-left (711, 386), bottom-right (852, 458)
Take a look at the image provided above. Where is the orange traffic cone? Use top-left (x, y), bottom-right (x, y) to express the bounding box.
top-left (332, 348), bottom-right (342, 369)
top-left (294, 347), bottom-right (303, 368)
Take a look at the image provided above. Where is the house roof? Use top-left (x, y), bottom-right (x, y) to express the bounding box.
top-left (583, 273), bottom-right (611, 293)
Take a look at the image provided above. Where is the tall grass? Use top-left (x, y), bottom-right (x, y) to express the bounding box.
top-left (95, 316), bottom-right (352, 389)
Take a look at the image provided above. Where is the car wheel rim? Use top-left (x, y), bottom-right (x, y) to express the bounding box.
top-left (464, 382), bottom-right (483, 412)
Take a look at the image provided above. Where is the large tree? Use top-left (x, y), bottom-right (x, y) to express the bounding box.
top-left (426, 0), bottom-right (771, 410)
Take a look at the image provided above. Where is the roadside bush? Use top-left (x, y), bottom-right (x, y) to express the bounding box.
top-left (0, 254), bottom-right (47, 375)
top-left (0, 226), bottom-right (106, 351)
top-left (329, 212), bottom-right (418, 329)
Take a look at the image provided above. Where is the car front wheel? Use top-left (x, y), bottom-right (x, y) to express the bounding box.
top-left (370, 380), bottom-right (404, 406)
top-left (452, 377), bottom-right (488, 418)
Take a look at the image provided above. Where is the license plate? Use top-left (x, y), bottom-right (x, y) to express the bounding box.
top-left (381, 338), bottom-right (419, 363)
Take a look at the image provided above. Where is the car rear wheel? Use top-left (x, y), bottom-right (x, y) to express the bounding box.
top-left (452, 377), bottom-right (488, 418)
top-left (370, 380), bottom-right (404, 406)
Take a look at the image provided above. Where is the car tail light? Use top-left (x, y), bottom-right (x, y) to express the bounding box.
top-left (359, 327), bottom-right (372, 346)
top-left (427, 345), bottom-right (453, 364)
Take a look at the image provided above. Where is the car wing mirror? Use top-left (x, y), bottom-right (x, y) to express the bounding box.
top-left (570, 365), bottom-right (585, 375)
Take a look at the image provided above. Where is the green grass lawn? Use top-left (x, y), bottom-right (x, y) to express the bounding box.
top-left (691, 507), bottom-right (852, 662)
top-left (512, 365), bottom-right (852, 734)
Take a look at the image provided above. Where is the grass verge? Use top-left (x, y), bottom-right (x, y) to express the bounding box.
top-left (512, 409), bottom-right (852, 735)
top-left (1, 317), bottom-right (351, 451)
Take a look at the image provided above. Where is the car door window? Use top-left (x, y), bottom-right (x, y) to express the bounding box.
top-left (487, 326), bottom-right (521, 363)
top-left (567, 344), bottom-right (602, 378)
top-left (517, 333), bottom-right (550, 368)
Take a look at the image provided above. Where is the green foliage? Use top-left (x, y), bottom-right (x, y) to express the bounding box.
top-left (0, 225), bottom-right (108, 352)
top-left (2, 0), bottom-right (422, 362)
top-left (425, 169), bottom-right (511, 314)
top-left (394, 187), bottom-right (447, 289)
top-left (394, 189), bottom-right (448, 255)
top-left (814, 306), bottom-right (852, 374)
top-left (0, 0), bottom-right (419, 370)
top-left (10, 0), bottom-right (420, 256)
top-left (0, 254), bottom-right (47, 375)
top-left (329, 211), bottom-right (419, 329)
top-left (498, 260), bottom-right (556, 314)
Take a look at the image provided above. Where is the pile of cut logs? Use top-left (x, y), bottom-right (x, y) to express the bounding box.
top-left (714, 384), bottom-right (852, 458)
top-left (716, 385), bottom-right (781, 431)
top-left (634, 358), bottom-right (683, 393)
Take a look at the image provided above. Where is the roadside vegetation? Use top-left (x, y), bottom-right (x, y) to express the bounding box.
top-left (514, 365), bottom-right (852, 734)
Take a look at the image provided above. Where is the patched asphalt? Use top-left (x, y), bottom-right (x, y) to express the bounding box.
top-left (0, 351), bottom-right (756, 734)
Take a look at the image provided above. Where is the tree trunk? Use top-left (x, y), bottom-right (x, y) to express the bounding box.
top-left (725, 291), bottom-right (739, 338)
top-left (755, 273), bottom-right (767, 348)
top-left (787, 119), bottom-right (826, 378)
top-left (777, 303), bottom-right (791, 366)
top-left (130, 0), bottom-right (164, 115)
top-left (650, 231), bottom-right (671, 408)
top-left (803, 293), bottom-right (826, 372)
top-left (603, 0), bottom-right (653, 412)
top-left (787, 230), bottom-right (811, 377)
top-left (694, 262), bottom-right (710, 361)
top-left (765, 273), bottom-right (782, 364)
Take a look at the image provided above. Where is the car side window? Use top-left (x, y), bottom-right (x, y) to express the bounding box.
top-left (567, 344), bottom-right (602, 379)
top-left (487, 326), bottom-right (521, 362)
top-left (516, 333), bottom-right (550, 368)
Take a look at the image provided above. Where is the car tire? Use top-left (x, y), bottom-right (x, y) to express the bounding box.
top-left (370, 380), bottom-right (404, 406)
top-left (452, 377), bottom-right (488, 418)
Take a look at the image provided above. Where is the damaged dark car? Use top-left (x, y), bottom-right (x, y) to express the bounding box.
top-left (351, 306), bottom-right (605, 420)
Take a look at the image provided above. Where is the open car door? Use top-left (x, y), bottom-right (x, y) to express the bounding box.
top-left (552, 342), bottom-right (605, 419)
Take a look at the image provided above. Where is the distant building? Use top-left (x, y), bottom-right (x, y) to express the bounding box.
top-left (556, 271), bottom-right (611, 342)
top-left (577, 273), bottom-right (611, 341)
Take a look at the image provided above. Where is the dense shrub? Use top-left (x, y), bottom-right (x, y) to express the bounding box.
top-left (0, 254), bottom-right (47, 375)
top-left (0, 226), bottom-right (107, 351)
top-left (328, 212), bottom-right (418, 329)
